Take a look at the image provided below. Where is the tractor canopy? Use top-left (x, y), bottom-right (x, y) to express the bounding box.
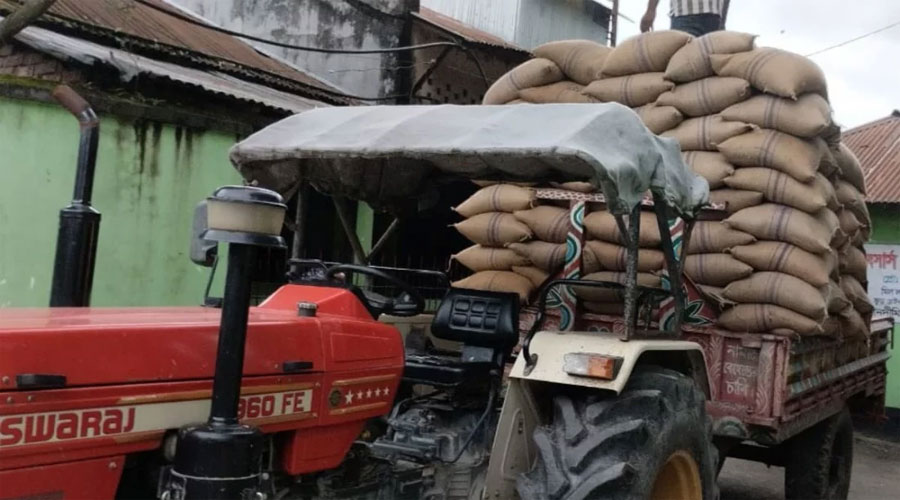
top-left (229, 103), bottom-right (709, 218)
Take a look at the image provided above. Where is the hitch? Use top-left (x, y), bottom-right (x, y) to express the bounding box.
top-left (165, 185), bottom-right (286, 500)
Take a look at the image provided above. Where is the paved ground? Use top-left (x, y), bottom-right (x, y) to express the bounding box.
top-left (719, 435), bottom-right (900, 499)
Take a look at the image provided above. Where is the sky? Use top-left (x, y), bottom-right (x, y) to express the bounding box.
top-left (611, 0), bottom-right (900, 129)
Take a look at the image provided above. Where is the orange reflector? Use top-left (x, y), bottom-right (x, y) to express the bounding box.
top-left (563, 353), bottom-right (623, 380)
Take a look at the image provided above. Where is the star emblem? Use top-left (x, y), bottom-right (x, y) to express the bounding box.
top-left (375, 388), bottom-right (382, 397)
top-left (345, 391), bottom-right (354, 404)
top-left (357, 390), bottom-right (363, 400)
top-left (366, 389), bottom-right (373, 398)
top-left (384, 387), bottom-right (390, 396)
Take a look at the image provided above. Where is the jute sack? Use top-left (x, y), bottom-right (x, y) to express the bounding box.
top-left (454, 184), bottom-right (534, 217)
top-left (728, 241), bottom-right (833, 286)
top-left (452, 271), bottom-right (534, 303)
top-left (572, 271), bottom-right (662, 302)
top-left (837, 208), bottom-right (862, 238)
top-left (454, 213), bottom-right (532, 246)
top-left (723, 168), bottom-right (827, 213)
top-left (601, 30), bottom-right (693, 76)
top-left (840, 275), bottom-right (874, 314)
top-left (662, 116), bottom-right (753, 151)
top-left (710, 48), bottom-right (828, 99)
top-left (813, 173), bottom-right (840, 211)
top-left (834, 143), bottom-right (866, 194)
top-left (839, 306), bottom-right (868, 339)
top-left (684, 253), bottom-right (753, 287)
top-left (821, 281), bottom-right (852, 314)
top-left (708, 188), bottom-right (764, 213)
top-left (512, 266), bottom-right (549, 288)
top-left (723, 272), bottom-right (827, 320)
top-left (834, 180), bottom-right (871, 226)
top-left (665, 31), bottom-right (757, 82)
top-left (585, 240), bottom-right (666, 272)
top-left (719, 93), bottom-right (832, 138)
top-left (633, 104), bottom-right (684, 134)
top-left (583, 302), bottom-right (625, 315)
top-left (718, 304), bottom-right (824, 335)
top-left (817, 139), bottom-right (840, 178)
top-left (550, 181), bottom-right (596, 193)
top-left (717, 129), bottom-right (821, 182)
top-left (471, 180), bottom-right (536, 188)
top-left (507, 241), bottom-right (600, 273)
top-left (452, 245), bottom-right (530, 272)
top-left (839, 246), bottom-right (868, 283)
top-left (513, 206), bottom-right (569, 243)
top-left (687, 221), bottom-right (756, 254)
top-left (815, 208), bottom-right (844, 247)
top-left (583, 73), bottom-right (674, 107)
top-left (584, 210), bottom-right (661, 247)
top-left (656, 77), bottom-right (751, 117)
top-left (724, 204), bottom-right (832, 254)
top-left (483, 58), bottom-right (563, 105)
top-left (683, 151), bottom-right (734, 189)
top-left (519, 81), bottom-right (597, 104)
top-left (533, 40), bottom-right (612, 85)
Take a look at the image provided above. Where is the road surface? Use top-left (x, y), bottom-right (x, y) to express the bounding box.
top-left (719, 435), bottom-right (900, 499)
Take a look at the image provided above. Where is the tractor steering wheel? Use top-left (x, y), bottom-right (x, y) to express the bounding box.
top-left (325, 264), bottom-right (426, 318)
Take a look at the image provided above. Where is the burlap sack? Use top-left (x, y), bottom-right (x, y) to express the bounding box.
top-left (813, 173), bottom-right (840, 211)
top-left (817, 139), bottom-right (840, 178)
top-left (519, 81), bottom-right (597, 104)
top-left (662, 115), bottom-right (753, 151)
top-left (728, 241), bottom-right (833, 286)
top-left (601, 30), bottom-right (693, 76)
top-left (717, 129), bottom-right (821, 182)
top-left (697, 284), bottom-right (730, 307)
top-left (710, 48), bottom-right (828, 99)
top-left (533, 40), bottom-right (612, 85)
top-left (719, 303), bottom-right (824, 335)
top-left (584, 210), bottom-right (661, 247)
top-left (815, 208), bottom-right (844, 247)
top-left (723, 168), bottom-right (827, 213)
top-left (834, 180), bottom-right (871, 227)
top-left (683, 151), bottom-right (734, 189)
top-left (583, 302), bottom-right (626, 315)
top-left (452, 245), bottom-right (530, 272)
top-left (840, 275), bottom-right (874, 314)
top-left (454, 213), bottom-right (532, 246)
top-left (633, 104), bottom-right (684, 134)
top-left (708, 188), bottom-right (764, 213)
top-left (506, 99), bottom-right (529, 104)
top-left (838, 208), bottom-right (862, 237)
top-left (839, 306), bottom-right (869, 339)
top-left (585, 240), bottom-right (665, 272)
top-left (573, 271), bottom-right (662, 302)
top-left (512, 265), bottom-right (550, 288)
top-left (452, 271), bottom-right (534, 303)
top-left (839, 246), bottom-right (868, 283)
top-left (684, 253), bottom-right (753, 287)
top-left (550, 181), bottom-right (596, 193)
top-left (656, 77), bottom-right (751, 117)
top-left (471, 180), bottom-right (536, 188)
top-left (665, 31), bottom-right (757, 82)
top-left (834, 143), bottom-right (866, 194)
top-left (507, 241), bottom-right (600, 273)
top-left (723, 272), bottom-right (827, 320)
top-left (724, 204), bottom-right (832, 254)
top-left (483, 58), bottom-right (563, 105)
top-left (821, 280), bottom-right (852, 314)
top-left (687, 221), bottom-right (756, 254)
top-left (583, 73), bottom-right (674, 107)
top-left (454, 184), bottom-right (534, 217)
top-left (719, 93), bottom-right (832, 138)
top-left (513, 206), bottom-right (569, 243)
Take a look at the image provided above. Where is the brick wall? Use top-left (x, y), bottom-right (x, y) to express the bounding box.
top-left (0, 43), bottom-right (81, 83)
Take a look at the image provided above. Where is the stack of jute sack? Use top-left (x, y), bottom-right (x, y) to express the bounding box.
top-left (459, 31), bottom-right (874, 339)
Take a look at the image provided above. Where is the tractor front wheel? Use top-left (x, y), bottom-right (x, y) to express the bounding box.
top-left (517, 366), bottom-right (718, 500)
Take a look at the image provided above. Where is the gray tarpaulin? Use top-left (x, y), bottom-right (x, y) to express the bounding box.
top-left (229, 103), bottom-right (709, 216)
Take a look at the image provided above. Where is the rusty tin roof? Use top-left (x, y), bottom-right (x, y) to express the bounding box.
top-left (413, 7), bottom-right (528, 53)
top-left (843, 110), bottom-right (900, 204)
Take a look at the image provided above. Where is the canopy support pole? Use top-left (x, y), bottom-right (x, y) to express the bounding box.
top-left (333, 197), bottom-right (367, 265)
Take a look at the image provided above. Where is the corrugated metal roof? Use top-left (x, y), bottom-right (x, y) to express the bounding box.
top-left (0, 0), bottom-right (348, 104)
top-left (413, 7), bottom-right (529, 53)
top-left (14, 23), bottom-right (327, 113)
top-left (843, 110), bottom-right (900, 204)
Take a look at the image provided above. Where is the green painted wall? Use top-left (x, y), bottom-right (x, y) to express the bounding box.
top-left (869, 204), bottom-right (900, 409)
top-left (0, 97), bottom-right (241, 308)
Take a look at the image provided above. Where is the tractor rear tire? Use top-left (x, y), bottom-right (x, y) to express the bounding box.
top-left (784, 408), bottom-right (853, 500)
top-left (517, 366), bottom-right (718, 500)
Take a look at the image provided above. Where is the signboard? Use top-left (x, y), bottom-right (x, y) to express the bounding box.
top-left (865, 243), bottom-right (900, 321)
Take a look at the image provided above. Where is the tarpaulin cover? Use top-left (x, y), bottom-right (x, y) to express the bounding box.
top-left (229, 104), bottom-right (709, 216)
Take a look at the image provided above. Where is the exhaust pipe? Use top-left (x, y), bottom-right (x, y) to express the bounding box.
top-left (48, 85), bottom-right (100, 307)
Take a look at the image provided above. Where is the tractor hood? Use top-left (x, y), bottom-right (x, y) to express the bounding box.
top-left (229, 104), bottom-right (709, 217)
top-left (0, 285), bottom-right (403, 390)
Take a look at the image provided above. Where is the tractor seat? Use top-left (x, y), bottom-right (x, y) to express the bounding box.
top-left (403, 288), bottom-right (519, 387)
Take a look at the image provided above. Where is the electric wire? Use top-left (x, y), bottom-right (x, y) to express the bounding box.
top-left (805, 19), bottom-right (900, 57)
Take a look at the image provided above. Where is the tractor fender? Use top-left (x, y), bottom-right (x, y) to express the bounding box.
top-left (511, 330), bottom-right (710, 397)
